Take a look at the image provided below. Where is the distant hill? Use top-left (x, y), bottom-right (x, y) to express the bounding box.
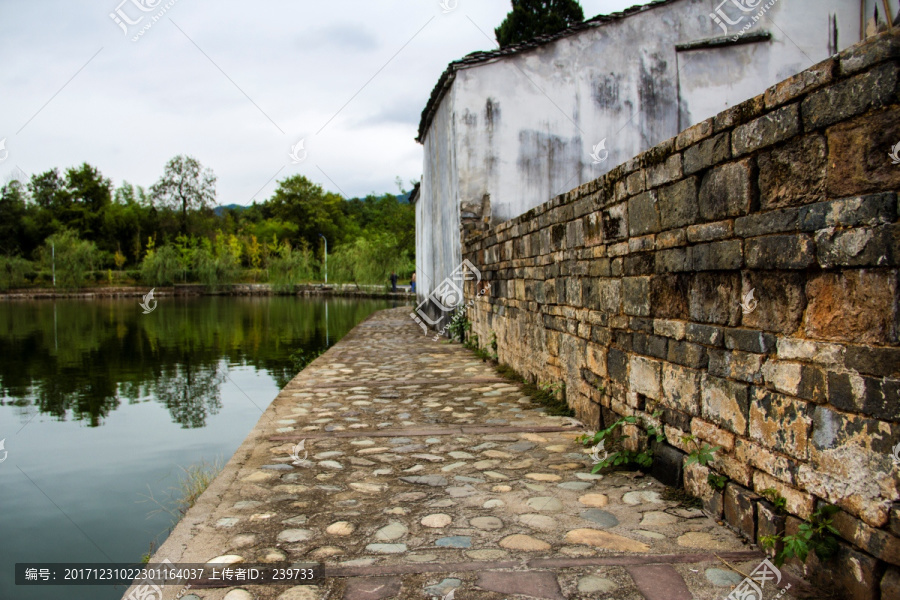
top-left (213, 204), bottom-right (247, 216)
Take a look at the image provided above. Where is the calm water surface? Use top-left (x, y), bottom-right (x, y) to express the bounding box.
top-left (0, 296), bottom-right (395, 600)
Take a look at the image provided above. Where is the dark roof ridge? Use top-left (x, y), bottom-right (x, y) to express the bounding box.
top-left (415, 0), bottom-right (683, 143)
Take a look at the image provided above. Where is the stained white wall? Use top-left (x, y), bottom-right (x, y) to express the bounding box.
top-left (417, 0), bottom-right (864, 307)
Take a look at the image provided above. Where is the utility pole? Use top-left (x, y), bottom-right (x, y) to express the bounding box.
top-left (52, 242), bottom-right (56, 287)
top-left (319, 234), bottom-right (328, 284)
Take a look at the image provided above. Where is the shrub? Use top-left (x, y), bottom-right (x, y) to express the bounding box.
top-left (140, 245), bottom-right (181, 286)
top-left (0, 255), bottom-right (32, 290)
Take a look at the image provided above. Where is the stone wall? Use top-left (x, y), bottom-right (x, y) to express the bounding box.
top-left (461, 33), bottom-right (900, 599)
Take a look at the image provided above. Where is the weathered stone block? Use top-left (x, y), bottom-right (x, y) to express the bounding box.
top-left (632, 332), bottom-right (667, 359)
top-left (713, 95), bottom-right (765, 133)
top-left (684, 462), bottom-right (713, 501)
top-left (656, 228), bottom-right (685, 249)
top-left (686, 220), bottom-right (732, 243)
top-left (800, 406), bottom-right (898, 527)
top-left (845, 346), bottom-right (900, 378)
top-left (839, 32), bottom-right (900, 76)
top-left (691, 418), bottom-right (735, 452)
top-left (629, 355), bottom-right (661, 400)
top-left (723, 329), bottom-right (776, 354)
top-left (607, 347), bottom-right (628, 383)
top-left (732, 103), bottom-right (800, 156)
top-left (655, 247), bottom-right (691, 273)
top-left (582, 212), bottom-right (602, 246)
top-left (757, 134), bottom-right (826, 209)
top-left (823, 193), bottom-right (897, 228)
top-left (565, 277), bottom-right (583, 306)
top-left (764, 57), bottom-right (834, 108)
top-left (816, 225), bottom-right (897, 268)
top-left (749, 389), bottom-right (813, 460)
top-left (625, 170), bottom-right (645, 196)
top-left (601, 202), bottom-right (628, 242)
top-left (724, 483), bottom-right (759, 541)
top-left (734, 438), bottom-right (798, 485)
top-left (761, 360), bottom-right (826, 402)
top-left (583, 278), bottom-right (621, 314)
top-left (622, 276), bottom-right (651, 317)
top-left (831, 506), bottom-right (900, 567)
top-left (646, 153), bottom-right (682, 188)
top-left (701, 374), bottom-right (749, 435)
top-left (803, 270), bottom-right (898, 344)
top-left (628, 191), bottom-right (660, 236)
top-left (683, 132), bottom-right (730, 175)
top-left (691, 240), bottom-right (743, 271)
top-left (745, 234), bottom-right (815, 269)
top-left (882, 567), bottom-right (900, 600)
top-left (756, 499), bottom-right (786, 558)
top-left (658, 177), bottom-right (698, 230)
top-left (688, 272), bottom-right (741, 326)
top-left (808, 542), bottom-right (882, 600)
top-left (803, 62), bottom-right (899, 131)
top-left (649, 274), bottom-right (689, 320)
top-left (661, 362), bottom-right (701, 415)
top-left (650, 440), bottom-right (685, 488)
top-left (684, 322), bottom-right (723, 346)
top-left (707, 349), bottom-right (764, 384)
top-left (667, 340), bottom-right (708, 370)
top-left (828, 371), bottom-right (900, 421)
top-left (623, 253), bottom-right (654, 276)
top-left (698, 159), bottom-right (754, 221)
top-left (741, 271), bottom-right (806, 334)
top-left (676, 118), bottom-right (713, 150)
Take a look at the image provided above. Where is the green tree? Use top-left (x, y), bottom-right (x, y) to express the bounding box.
top-left (39, 229), bottom-right (99, 288)
top-left (0, 255), bottom-right (32, 290)
top-left (268, 175), bottom-right (348, 250)
top-left (150, 155), bottom-right (217, 234)
top-left (0, 180), bottom-right (28, 255)
top-left (269, 241), bottom-right (316, 292)
top-left (495, 0), bottom-right (584, 48)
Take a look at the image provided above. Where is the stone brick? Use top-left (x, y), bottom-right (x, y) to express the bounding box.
top-left (623, 253), bottom-right (654, 276)
top-left (713, 95), bottom-right (765, 133)
top-left (657, 177), bottom-right (698, 230)
top-left (667, 340), bottom-right (708, 370)
top-left (684, 323), bottom-right (724, 347)
top-left (845, 346), bottom-right (900, 378)
top-left (704, 489), bottom-right (724, 519)
top-left (583, 278), bottom-right (621, 314)
top-left (732, 103), bottom-right (800, 156)
top-left (776, 337), bottom-right (844, 367)
top-left (686, 220), bottom-right (732, 243)
top-left (684, 462), bottom-right (713, 501)
top-left (831, 507), bottom-right (900, 567)
top-left (582, 212), bottom-right (603, 246)
top-left (803, 62), bottom-right (900, 131)
top-left (698, 159), bottom-right (754, 221)
top-left (707, 349), bottom-right (764, 384)
top-left (622, 276), bottom-right (651, 317)
top-left (661, 362), bottom-right (701, 416)
top-left (601, 202), bottom-right (628, 242)
top-left (683, 132), bottom-right (730, 175)
top-left (676, 118), bottom-right (712, 150)
top-left (839, 32), bottom-right (900, 76)
top-left (734, 204), bottom-right (821, 237)
top-left (756, 499), bottom-right (786, 558)
top-left (749, 389), bottom-right (813, 460)
top-left (803, 270), bottom-right (898, 345)
top-left (760, 360), bottom-right (826, 402)
top-left (650, 441), bottom-right (686, 488)
top-left (688, 272), bottom-right (741, 326)
top-left (741, 271), bottom-right (806, 334)
top-left (625, 170), bottom-right (645, 196)
top-left (691, 418), bottom-right (735, 452)
top-left (808, 542), bottom-right (882, 600)
top-left (691, 240), bottom-right (743, 271)
top-left (628, 234), bottom-right (655, 254)
top-left (628, 191), bottom-right (660, 236)
top-left (607, 347), bottom-right (628, 383)
top-left (800, 406), bottom-right (898, 527)
top-left (654, 247), bottom-right (691, 273)
top-left (724, 483), bottom-right (759, 541)
top-left (764, 57), bottom-right (835, 108)
top-left (646, 153), bottom-right (682, 188)
top-left (753, 471), bottom-right (815, 520)
top-left (656, 228), bottom-right (685, 249)
top-left (701, 374), bottom-right (749, 435)
top-left (629, 355), bottom-right (661, 400)
top-left (823, 193), bottom-right (897, 228)
top-left (745, 234), bottom-right (815, 269)
top-left (816, 225), bottom-right (897, 268)
top-left (724, 329), bottom-right (775, 354)
top-left (757, 134), bottom-right (826, 209)
top-left (828, 371), bottom-right (900, 421)
top-left (653, 319), bottom-right (685, 341)
top-left (882, 567), bottom-right (900, 600)
top-left (649, 274), bottom-right (689, 320)
top-left (734, 439), bottom-right (798, 485)
top-left (565, 277), bottom-right (583, 306)
top-left (632, 332), bottom-right (667, 360)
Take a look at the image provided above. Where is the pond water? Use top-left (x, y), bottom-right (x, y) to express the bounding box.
top-left (0, 295), bottom-right (396, 600)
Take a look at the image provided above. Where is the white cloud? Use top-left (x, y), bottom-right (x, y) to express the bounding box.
top-left (0, 0), bottom-right (643, 204)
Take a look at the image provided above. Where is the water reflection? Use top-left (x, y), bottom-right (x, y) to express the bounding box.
top-left (0, 296), bottom-right (388, 428)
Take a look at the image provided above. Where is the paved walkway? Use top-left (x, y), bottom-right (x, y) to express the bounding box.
top-left (139, 308), bottom-right (807, 600)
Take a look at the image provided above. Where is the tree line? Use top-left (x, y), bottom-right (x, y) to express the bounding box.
top-left (0, 155), bottom-right (415, 290)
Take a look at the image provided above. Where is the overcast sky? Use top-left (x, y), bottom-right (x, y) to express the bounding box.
top-left (1, 0), bottom-right (643, 205)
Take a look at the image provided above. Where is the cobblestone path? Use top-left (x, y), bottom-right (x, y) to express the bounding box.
top-left (138, 308), bottom-right (808, 600)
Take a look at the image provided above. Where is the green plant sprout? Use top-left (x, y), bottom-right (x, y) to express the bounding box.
top-left (760, 504), bottom-right (840, 567)
top-left (582, 411), bottom-right (664, 472)
top-left (681, 433), bottom-right (721, 466)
